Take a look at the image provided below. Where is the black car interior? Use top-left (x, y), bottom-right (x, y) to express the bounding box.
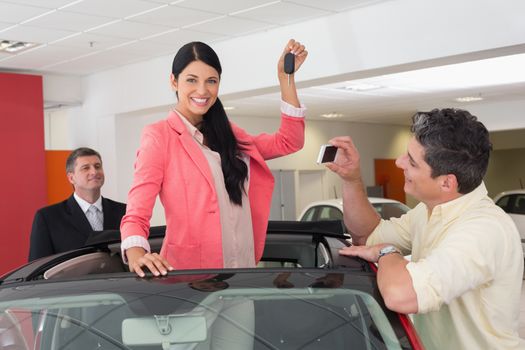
top-left (1, 220), bottom-right (370, 284)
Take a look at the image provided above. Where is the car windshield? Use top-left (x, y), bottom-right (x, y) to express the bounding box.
top-left (372, 203), bottom-right (409, 220)
top-left (0, 272), bottom-right (406, 350)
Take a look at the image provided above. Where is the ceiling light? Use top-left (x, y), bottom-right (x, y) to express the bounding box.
top-left (223, 106), bottom-right (235, 111)
top-left (321, 112), bottom-right (343, 119)
top-left (0, 39), bottom-right (37, 53)
top-left (454, 96), bottom-right (484, 102)
top-left (343, 83), bottom-right (382, 91)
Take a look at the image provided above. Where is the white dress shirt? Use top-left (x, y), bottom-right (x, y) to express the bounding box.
top-left (74, 193), bottom-right (103, 230)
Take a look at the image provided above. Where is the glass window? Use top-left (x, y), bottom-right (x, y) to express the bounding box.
top-left (301, 207), bottom-right (317, 221)
top-left (1, 288), bottom-right (404, 350)
top-left (248, 289), bottom-right (403, 349)
top-left (316, 242), bottom-right (331, 267)
top-left (495, 195), bottom-right (510, 211)
top-left (510, 195), bottom-right (525, 215)
top-left (318, 206), bottom-right (343, 220)
top-left (0, 294), bottom-right (131, 350)
top-left (373, 203), bottom-right (409, 219)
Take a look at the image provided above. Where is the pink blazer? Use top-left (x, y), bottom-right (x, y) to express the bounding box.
top-left (121, 111), bottom-right (305, 269)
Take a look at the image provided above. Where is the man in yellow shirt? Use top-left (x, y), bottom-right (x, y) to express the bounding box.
top-left (327, 108), bottom-right (524, 349)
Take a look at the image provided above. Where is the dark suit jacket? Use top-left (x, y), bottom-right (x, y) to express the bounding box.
top-left (28, 195), bottom-right (126, 261)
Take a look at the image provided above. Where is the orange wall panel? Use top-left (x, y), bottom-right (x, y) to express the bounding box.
top-left (46, 150), bottom-right (73, 205)
top-left (374, 159), bottom-right (406, 204)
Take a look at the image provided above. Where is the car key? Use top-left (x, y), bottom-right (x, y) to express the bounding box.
top-left (284, 52), bottom-right (295, 86)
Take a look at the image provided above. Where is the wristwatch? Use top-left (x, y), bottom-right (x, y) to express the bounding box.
top-left (377, 245), bottom-right (401, 262)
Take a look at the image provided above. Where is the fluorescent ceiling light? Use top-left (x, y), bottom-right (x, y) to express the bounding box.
top-left (454, 96), bottom-right (484, 102)
top-left (321, 112), bottom-right (343, 119)
top-left (343, 83), bottom-right (382, 91)
top-left (229, 1), bottom-right (281, 15)
top-left (373, 53), bottom-right (525, 90)
top-left (316, 52), bottom-right (525, 95)
top-left (0, 39), bottom-right (37, 53)
top-left (223, 106), bottom-right (235, 111)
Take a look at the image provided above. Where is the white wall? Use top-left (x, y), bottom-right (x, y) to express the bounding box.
top-left (43, 74), bottom-right (82, 108)
top-left (41, 0), bottom-right (525, 221)
top-left (485, 148), bottom-right (525, 198)
top-left (51, 0), bottom-right (523, 202)
top-left (71, 0), bottom-right (525, 117)
top-left (111, 109), bottom-right (411, 224)
top-left (44, 109), bottom-right (68, 150)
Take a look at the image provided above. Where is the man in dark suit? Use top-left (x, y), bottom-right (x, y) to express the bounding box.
top-left (29, 147), bottom-right (126, 261)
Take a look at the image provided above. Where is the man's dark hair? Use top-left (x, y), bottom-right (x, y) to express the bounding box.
top-left (411, 108), bottom-right (492, 194)
top-left (66, 147), bottom-right (102, 173)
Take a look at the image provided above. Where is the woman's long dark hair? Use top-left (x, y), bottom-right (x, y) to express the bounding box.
top-left (172, 42), bottom-right (248, 205)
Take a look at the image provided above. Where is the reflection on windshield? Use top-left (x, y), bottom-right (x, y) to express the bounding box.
top-left (0, 287), bottom-right (403, 350)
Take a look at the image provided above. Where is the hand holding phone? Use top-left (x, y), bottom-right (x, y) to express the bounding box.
top-left (317, 144), bottom-right (337, 164)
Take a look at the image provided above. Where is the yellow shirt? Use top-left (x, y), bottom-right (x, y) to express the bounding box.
top-left (367, 182), bottom-right (525, 350)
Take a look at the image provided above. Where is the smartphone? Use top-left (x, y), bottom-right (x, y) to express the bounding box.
top-left (317, 144), bottom-right (337, 164)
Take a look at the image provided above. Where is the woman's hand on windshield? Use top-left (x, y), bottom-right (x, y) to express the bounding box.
top-left (126, 247), bottom-right (173, 277)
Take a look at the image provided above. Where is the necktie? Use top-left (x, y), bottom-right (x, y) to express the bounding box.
top-left (86, 205), bottom-right (103, 231)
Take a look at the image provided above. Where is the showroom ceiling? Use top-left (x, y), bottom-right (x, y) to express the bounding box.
top-left (1, 0), bottom-right (524, 130)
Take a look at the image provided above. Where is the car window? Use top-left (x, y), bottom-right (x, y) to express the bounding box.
top-left (509, 194), bottom-right (525, 215)
top-left (260, 235), bottom-right (328, 268)
top-left (495, 195), bottom-right (511, 211)
top-left (301, 202), bottom-right (408, 223)
top-left (372, 203), bottom-right (409, 219)
top-left (318, 206), bottom-right (343, 221)
top-left (301, 207), bottom-right (317, 221)
top-left (317, 242), bottom-right (331, 268)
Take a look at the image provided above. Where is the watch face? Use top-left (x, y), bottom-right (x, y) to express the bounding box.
top-left (380, 246), bottom-right (396, 254)
top-left (378, 246), bottom-right (400, 259)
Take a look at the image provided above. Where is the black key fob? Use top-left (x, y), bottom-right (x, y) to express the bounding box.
top-left (284, 52), bottom-right (295, 74)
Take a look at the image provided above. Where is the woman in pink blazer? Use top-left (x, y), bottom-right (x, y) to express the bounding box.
top-left (121, 39), bottom-right (308, 276)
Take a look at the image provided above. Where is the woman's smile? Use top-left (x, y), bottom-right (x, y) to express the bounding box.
top-left (191, 97), bottom-right (210, 107)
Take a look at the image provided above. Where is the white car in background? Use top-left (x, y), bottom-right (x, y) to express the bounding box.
top-left (299, 197), bottom-right (410, 226)
top-left (300, 198), bottom-right (412, 260)
top-left (493, 190), bottom-right (525, 254)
